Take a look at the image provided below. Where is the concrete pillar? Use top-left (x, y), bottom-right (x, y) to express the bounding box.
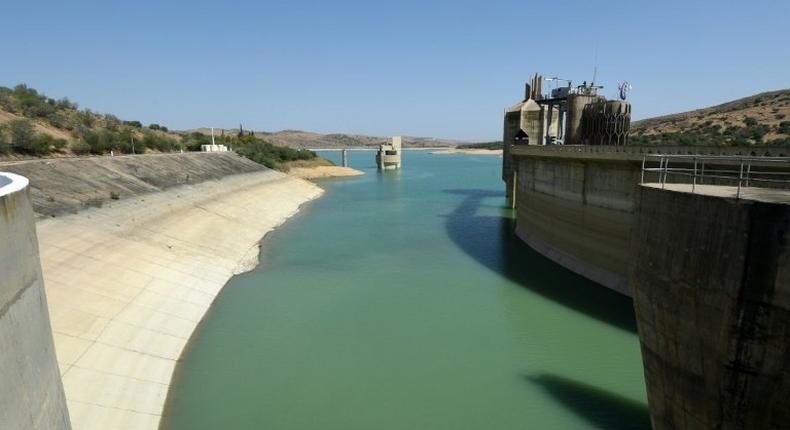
top-left (631, 185), bottom-right (790, 429)
top-left (0, 172), bottom-right (71, 429)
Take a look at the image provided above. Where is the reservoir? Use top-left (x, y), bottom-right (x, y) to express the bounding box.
top-left (161, 151), bottom-right (648, 429)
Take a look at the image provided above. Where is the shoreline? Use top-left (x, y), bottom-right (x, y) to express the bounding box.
top-left (37, 169), bottom-right (324, 429)
top-left (430, 148), bottom-right (503, 155)
top-left (287, 165), bottom-right (365, 180)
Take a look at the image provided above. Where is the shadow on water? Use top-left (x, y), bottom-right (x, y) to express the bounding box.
top-left (527, 373), bottom-right (651, 430)
top-left (442, 189), bottom-right (637, 333)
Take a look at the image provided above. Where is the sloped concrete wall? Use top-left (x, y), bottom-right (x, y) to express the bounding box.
top-left (0, 172), bottom-right (71, 429)
top-left (631, 185), bottom-right (790, 429)
top-left (0, 152), bottom-right (266, 217)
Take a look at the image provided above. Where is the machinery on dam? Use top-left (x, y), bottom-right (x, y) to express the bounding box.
top-left (376, 136), bottom-right (402, 170)
top-left (502, 73), bottom-right (633, 206)
top-left (503, 73), bottom-right (632, 148)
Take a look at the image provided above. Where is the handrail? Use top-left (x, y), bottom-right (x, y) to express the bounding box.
top-left (640, 154), bottom-right (790, 198)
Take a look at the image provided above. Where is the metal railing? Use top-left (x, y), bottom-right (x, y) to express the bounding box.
top-left (641, 154), bottom-right (790, 198)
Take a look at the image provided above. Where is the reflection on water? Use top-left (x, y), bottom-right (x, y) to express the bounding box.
top-left (442, 188), bottom-right (637, 333)
top-left (162, 151), bottom-right (648, 430)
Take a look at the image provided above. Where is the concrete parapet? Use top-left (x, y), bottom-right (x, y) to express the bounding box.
top-left (0, 172), bottom-right (71, 429)
top-left (631, 184), bottom-right (790, 429)
top-left (509, 144), bottom-right (790, 160)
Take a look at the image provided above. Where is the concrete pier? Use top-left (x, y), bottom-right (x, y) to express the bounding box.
top-left (631, 184), bottom-right (790, 429)
top-left (0, 172), bottom-right (71, 429)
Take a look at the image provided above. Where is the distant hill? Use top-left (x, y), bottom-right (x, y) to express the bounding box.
top-left (631, 89), bottom-right (790, 146)
top-left (189, 128), bottom-right (464, 149)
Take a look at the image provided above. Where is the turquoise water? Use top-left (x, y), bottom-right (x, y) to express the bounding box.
top-left (161, 151), bottom-right (648, 429)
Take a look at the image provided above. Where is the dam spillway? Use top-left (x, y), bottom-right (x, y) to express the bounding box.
top-left (161, 151), bottom-right (648, 429)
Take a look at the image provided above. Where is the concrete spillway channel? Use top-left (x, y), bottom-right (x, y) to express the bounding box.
top-left (0, 153), bottom-right (324, 429)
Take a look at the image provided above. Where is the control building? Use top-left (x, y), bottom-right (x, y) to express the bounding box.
top-left (503, 73), bottom-right (632, 204)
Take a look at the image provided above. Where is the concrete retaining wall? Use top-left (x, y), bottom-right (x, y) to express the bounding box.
top-left (631, 185), bottom-right (790, 429)
top-left (0, 172), bottom-right (71, 429)
top-left (0, 152), bottom-right (267, 217)
top-left (512, 150), bottom-right (641, 295)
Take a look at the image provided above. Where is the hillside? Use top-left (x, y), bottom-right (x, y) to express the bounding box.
top-left (631, 89), bottom-right (790, 146)
top-left (0, 84), bottom-right (185, 158)
top-left (190, 128), bottom-right (463, 149)
top-left (0, 84), bottom-right (322, 170)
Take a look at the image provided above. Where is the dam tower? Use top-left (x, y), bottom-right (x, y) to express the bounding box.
top-left (376, 136), bottom-right (402, 170)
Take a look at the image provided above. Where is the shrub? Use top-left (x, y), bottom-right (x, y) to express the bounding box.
top-left (0, 124), bottom-right (9, 154)
top-left (8, 119), bottom-right (37, 154)
top-left (235, 138), bottom-right (317, 169)
top-left (71, 139), bottom-right (91, 155)
top-left (53, 138), bottom-right (68, 151)
top-left (30, 134), bottom-right (55, 155)
top-left (141, 131), bottom-right (179, 152)
top-left (104, 114), bottom-right (122, 131)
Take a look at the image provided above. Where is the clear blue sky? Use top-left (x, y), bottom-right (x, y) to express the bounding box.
top-left (2, 0), bottom-right (788, 141)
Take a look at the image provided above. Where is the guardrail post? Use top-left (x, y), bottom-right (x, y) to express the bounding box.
top-left (746, 161), bottom-right (751, 187)
top-left (661, 156), bottom-right (667, 189)
top-left (693, 157), bottom-right (697, 193)
top-left (737, 159), bottom-right (744, 199)
top-left (641, 155), bottom-right (646, 184)
top-left (701, 160), bottom-right (705, 184)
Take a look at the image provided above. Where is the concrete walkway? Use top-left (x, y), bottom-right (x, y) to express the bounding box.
top-left (643, 182), bottom-right (790, 204)
top-left (36, 170), bottom-right (322, 429)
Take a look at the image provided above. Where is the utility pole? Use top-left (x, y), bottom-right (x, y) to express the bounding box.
top-left (131, 136), bottom-right (135, 154)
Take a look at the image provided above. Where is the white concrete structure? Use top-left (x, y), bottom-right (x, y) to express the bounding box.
top-left (200, 144), bottom-right (228, 152)
top-left (201, 127), bottom-right (229, 152)
top-left (0, 172), bottom-right (71, 429)
top-left (376, 136), bottom-right (402, 170)
top-left (38, 170), bottom-right (322, 429)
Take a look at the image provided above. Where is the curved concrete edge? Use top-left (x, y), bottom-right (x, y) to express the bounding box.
top-left (515, 223), bottom-right (631, 297)
top-left (1, 171), bottom-right (72, 430)
top-left (36, 170), bottom-right (323, 430)
top-left (0, 171), bottom-right (29, 196)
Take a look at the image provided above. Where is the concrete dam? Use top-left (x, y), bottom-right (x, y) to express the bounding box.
top-left (503, 73), bottom-right (790, 429)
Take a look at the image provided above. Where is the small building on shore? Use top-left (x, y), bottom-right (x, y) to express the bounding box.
top-left (201, 127), bottom-right (229, 152)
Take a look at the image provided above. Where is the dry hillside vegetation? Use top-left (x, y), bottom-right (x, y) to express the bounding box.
top-left (0, 84), bottom-right (182, 157)
top-left (0, 84), bottom-right (321, 170)
top-left (631, 89), bottom-right (790, 146)
top-left (191, 128), bottom-right (462, 149)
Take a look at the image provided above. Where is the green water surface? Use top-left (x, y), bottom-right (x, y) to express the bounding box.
top-left (161, 151), bottom-right (648, 429)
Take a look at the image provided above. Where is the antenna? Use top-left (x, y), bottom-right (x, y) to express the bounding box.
top-left (592, 46), bottom-right (599, 85)
top-left (618, 81), bottom-right (632, 101)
